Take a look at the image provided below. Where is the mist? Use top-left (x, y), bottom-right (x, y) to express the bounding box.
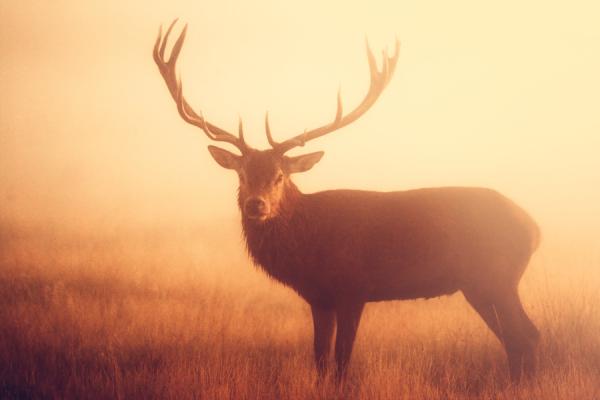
top-left (2, 2), bottom-right (600, 398)
top-left (1, 0), bottom-right (598, 240)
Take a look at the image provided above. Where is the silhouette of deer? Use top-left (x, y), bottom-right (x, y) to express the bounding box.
top-left (153, 20), bottom-right (540, 383)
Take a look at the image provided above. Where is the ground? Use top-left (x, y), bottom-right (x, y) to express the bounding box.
top-left (1, 222), bottom-right (599, 399)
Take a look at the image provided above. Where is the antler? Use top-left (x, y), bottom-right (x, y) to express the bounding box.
top-left (266, 39), bottom-right (400, 153)
top-left (153, 20), bottom-right (250, 154)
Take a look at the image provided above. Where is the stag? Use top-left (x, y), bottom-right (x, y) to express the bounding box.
top-left (153, 20), bottom-right (540, 382)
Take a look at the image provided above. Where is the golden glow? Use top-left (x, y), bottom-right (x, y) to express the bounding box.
top-left (1, 0), bottom-right (599, 235)
top-left (2, 3), bottom-right (600, 397)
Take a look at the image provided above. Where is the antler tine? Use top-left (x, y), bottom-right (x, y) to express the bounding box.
top-left (264, 112), bottom-right (279, 147)
top-left (266, 112), bottom-right (308, 148)
top-left (380, 38), bottom-right (400, 88)
top-left (153, 20), bottom-right (249, 154)
top-left (238, 116), bottom-right (246, 144)
top-left (366, 39), bottom-right (379, 85)
top-left (272, 39), bottom-right (400, 153)
top-left (160, 19), bottom-right (179, 63)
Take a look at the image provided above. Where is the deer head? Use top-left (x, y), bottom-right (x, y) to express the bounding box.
top-left (153, 20), bottom-right (399, 222)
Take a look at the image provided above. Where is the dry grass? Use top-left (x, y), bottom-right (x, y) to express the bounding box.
top-left (1, 221), bottom-right (599, 399)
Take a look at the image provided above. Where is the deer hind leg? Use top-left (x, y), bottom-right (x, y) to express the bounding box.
top-left (334, 302), bottom-right (365, 382)
top-left (310, 305), bottom-right (336, 378)
top-left (462, 286), bottom-right (539, 382)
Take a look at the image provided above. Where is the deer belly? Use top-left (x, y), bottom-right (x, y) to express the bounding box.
top-left (366, 276), bottom-right (460, 301)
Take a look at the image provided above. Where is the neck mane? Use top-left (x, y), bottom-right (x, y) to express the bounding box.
top-left (240, 182), bottom-right (305, 267)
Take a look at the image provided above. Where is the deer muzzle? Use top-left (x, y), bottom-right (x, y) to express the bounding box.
top-left (244, 197), bottom-right (270, 220)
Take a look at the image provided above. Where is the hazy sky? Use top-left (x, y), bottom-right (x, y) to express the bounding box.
top-left (1, 0), bottom-right (599, 234)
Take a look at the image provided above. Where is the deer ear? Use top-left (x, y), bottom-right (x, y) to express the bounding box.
top-left (285, 151), bottom-right (324, 173)
top-left (207, 145), bottom-right (241, 170)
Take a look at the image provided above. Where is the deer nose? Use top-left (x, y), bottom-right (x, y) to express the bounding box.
top-left (244, 197), bottom-right (268, 218)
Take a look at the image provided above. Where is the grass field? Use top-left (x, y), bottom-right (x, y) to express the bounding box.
top-left (1, 221), bottom-right (599, 399)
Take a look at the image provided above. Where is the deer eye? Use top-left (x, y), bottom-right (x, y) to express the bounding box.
top-left (274, 173), bottom-right (284, 185)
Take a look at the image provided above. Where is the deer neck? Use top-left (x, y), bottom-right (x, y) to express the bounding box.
top-left (240, 182), bottom-right (306, 264)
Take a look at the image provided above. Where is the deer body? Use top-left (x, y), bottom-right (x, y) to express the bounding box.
top-left (244, 185), bottom-right (539, 307)
top-left (154, 20), bottom-right (540, 383)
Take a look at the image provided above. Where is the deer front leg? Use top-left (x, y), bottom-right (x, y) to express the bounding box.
top-left (334, 302), bottom-right (365, 382)
top-left (311, 304), bottom-right (336, 378)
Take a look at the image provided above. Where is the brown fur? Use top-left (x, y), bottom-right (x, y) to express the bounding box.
top-left (229, 149), bottom-right (540, 382)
